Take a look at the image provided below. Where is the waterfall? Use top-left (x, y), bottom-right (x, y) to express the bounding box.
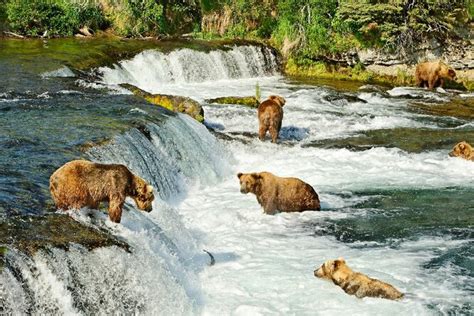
top-left (99, 45), bottom-right (281, 87)
top-left (0, 113), bottom-right (232, 314)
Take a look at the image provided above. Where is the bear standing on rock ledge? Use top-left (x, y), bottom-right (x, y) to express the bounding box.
top-left (50, 160), bottom-right (155, 223)
top-left (237, 171), bottom-right (320, 214)
top-left (415, 60), bottom-right (456, 89)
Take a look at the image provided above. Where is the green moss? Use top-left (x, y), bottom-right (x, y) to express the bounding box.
top-left (285, 58), bottom-right (474, 90)
top-left (120, 83), bottom-right (204, 122)
top-left (0, 215), bottom-right (130, 256)
top-left (206, 96), bottom-right (260, 108)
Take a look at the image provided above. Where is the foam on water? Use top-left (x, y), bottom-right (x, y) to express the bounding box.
top-left (41, 66), bottom-right (76, 78)
top-left (3, 44), bottom-right (472, 315)
top-left (99, 45), bottom-right (280, 92)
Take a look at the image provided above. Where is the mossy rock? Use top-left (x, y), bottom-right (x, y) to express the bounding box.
top-left (0, 214), bottom-right (130, 256)
top-left (205, 96), bottom-right (260, 108)
top-left (120, 83), bottom-right (204, 122)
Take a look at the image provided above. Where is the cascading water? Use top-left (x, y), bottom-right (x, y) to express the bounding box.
top-left (100, 45), bottom-right (280, 89)
top-left (2, 39), bottom-right (473, 315)
top-left (0, 111), bottom-right (231, 314)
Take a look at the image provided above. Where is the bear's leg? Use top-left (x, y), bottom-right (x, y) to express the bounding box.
top-left (263, 200), bottom-right (278, 215)
top-left (415, 77), bottom-right (422, 87)
top-left (437, 78), bottom-right (444, 88)
top-left (269, 125), bottom-right (279, 143)
top-left (428, 78), bottom-right (437, 90)
top-left (108, 194), bottom-right (125, 223)
top-left (258, 124), bottom-right (267, 141)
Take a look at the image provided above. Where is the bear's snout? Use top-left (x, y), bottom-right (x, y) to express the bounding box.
top-left (449, 151), bottom-right (455, 157)
top-left (240, 183), bottom-right (249, 194)
top-left (314, 267), bottom-right (323, 278)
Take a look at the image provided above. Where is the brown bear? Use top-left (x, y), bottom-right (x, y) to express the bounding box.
top-left (415, 60), bottom-right (456, 89)
top-left (314, 258), bottom-right (404, 300)
top-left (237, 171), bottom-right (320, 214)
top-left (258, 95), bottom-right (286, 143)
top-left (50, 160), bottom-right (155, 223)
top-left (449, 141), bottom-right (474, 161)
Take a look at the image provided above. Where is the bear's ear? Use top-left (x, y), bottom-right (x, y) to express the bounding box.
top-left (448, 69), bottom-right (456, 77)
top-left (237, 172), bottom-right (243, 179)
top-left (460, 143), bottom-right (466, 150)
top-left (146, 185), bottom-right (154, 193)
top-left (333, 258), bottom-right (345, 270)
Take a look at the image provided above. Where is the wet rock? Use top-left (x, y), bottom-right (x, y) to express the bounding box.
top-left (120, 83), bottom-right (204, 122)
top-left (410, 98), bottom-right (474, 119)
top-left (323, 92), bottom-right (367, 105)
top-left (0, 214), bottom-right (130, 256)
top-left (205, 96), bottom-right (260, 108)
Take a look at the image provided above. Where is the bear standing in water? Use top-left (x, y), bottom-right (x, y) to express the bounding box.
top-left (258, 95), bottom-right (286, 143)
top-left (415, 60), bottom-right (456, 89)
top-left (50, 160), bottom-right (154, 223)
top-left (237, 171), bottom-right (320, 214)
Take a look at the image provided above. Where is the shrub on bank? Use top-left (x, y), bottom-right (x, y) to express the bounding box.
top-left (5, 0), bottom-right (106, 36)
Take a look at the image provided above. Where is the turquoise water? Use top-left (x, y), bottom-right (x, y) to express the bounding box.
top-left (0, 38), bottom-right (473, 315)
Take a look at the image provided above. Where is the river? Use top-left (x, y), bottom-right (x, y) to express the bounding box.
top-left (0, 38), bottom-right (473, 315)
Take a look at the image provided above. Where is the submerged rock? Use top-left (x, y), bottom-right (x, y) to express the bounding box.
top-left (205, 96), bottom-right (260, 108)
top-left (120, 83), bottom-right (204, 122)
top-left (0, 214), bottom-right (130, 256)
top-left (323, 92), bottom-right (367, 105)
top-left (409, 97), bottom-right (474, 119)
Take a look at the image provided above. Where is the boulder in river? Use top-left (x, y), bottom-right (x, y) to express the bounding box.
top-left (205, 96), bottom-right (260, 108)
top-left (120, 83), bottom-right (204, 123)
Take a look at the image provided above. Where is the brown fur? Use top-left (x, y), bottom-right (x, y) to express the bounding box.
top-left (449, 141), bottom-right (474, 161)
top-left (258, 95), bottom-right (286, 143)
top-left (50, 160), bottom-right (155, 223)
top-left (314, 258), bottom-right (404, 300)
top-left (415, 60), bottom-right (456, 89)
top-left (237, 171), bottom-right (320, 214)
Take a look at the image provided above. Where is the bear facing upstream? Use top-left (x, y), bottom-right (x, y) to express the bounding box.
top-left (258, 95), bottom-right (286, 143)
top-left (237, 171), bottom-right (320, 214)
top-left (314, 258), bottom-right (404, 300)
top-left (50, 160), bottom-right (154, 223)
top-left (415, 60), bottom-right (456, 89)
top-left (449, 141), bottom-right (474, 161)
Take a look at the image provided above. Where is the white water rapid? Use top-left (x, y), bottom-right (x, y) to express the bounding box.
top-left (2, 45), bottom-right (473, 315)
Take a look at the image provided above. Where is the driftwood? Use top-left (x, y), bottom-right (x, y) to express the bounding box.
top-left (4, 31), bottom-right (25, 39)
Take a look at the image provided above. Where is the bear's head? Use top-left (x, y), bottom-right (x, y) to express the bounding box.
top-left (439, 63), bottom-right (457, 81)
top-left (449, 141), bottom-right (473, 160)
top-left (269, 95), bottom-right (286, 107)
top-left (132, 176), bottom-right (155, 212)
top-left (237, 172), bottom-right (262, 194)
top-left (314, 258), bottom-right (347, 280)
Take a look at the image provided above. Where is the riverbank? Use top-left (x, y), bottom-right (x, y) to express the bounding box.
top-left (2, 33), bottom-right (472, 91)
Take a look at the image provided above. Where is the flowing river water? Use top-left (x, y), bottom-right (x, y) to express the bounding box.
top-left (0, 38), bottom-right (473, 315)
